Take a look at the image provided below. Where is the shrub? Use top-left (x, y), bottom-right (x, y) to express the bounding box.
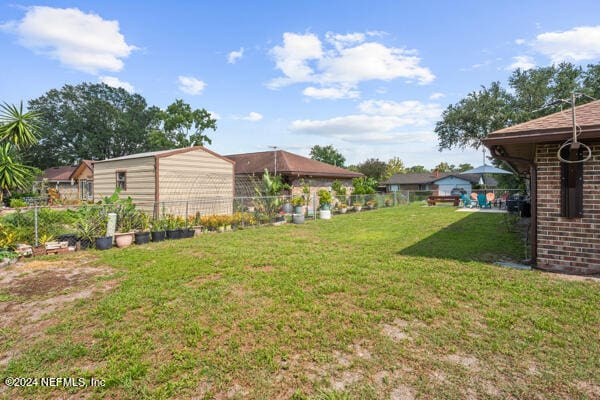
top-left (9, 198), bottom-right (27, 208)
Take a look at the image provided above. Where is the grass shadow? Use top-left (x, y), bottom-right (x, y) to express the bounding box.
top-left (398, 211), bottom-right (523, 263)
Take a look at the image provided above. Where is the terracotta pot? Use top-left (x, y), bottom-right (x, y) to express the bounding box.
top-left (114, 232), bottom-right (134, 248)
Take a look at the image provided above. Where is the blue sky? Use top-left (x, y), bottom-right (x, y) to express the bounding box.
top-left (2, 1), bottom-right (600, 168)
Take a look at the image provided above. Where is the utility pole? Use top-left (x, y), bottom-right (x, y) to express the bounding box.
top-left (268, 145), bottom-right (278, 175)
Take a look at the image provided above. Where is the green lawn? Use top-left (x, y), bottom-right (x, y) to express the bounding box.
top-left (2, 204), bottom-right (599, 399)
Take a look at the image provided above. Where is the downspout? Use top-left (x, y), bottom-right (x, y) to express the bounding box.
top-left (489, 145), bottom-right (537, 266)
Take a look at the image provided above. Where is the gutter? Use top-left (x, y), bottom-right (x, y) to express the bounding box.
top-left (487, 145), bottom-right (537, 266)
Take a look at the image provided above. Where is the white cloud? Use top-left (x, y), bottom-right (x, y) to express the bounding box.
top-left (233, 112), bottom-right (263, 122)
top-left (515, 38), bottom-right (526, 45)
top-left (532, 25), bottom-right (600, 62)
top-left (178, 75), bottom-right (206, 95)
top-left (302, 86), bottom-right (360, 99)
top-left (506, 55), bottom-right (536, 71)
top-left (99, 76), bottom-right (135, 92)
top-left (289, 99), bottom-right (442, 144)
top-left (269, 32), bottom-right (323, 87)
top-left (429, 92), bottom-right (445, 100)
top-left (227, 47), bottom-right (244, 64)
top-left (1, 6), bottom-right (136, 74)
top-left (358, 99), bottom-right (442, 119)
top-left (268, 31), bottom-right (434, 98)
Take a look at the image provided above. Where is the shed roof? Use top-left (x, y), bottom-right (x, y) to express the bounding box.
top-left (40, 166), bottom-right (77, 181)
top-left (93, 146), bottom-right (234, 164)
top-left (225, 150), bottom-right (363, 178)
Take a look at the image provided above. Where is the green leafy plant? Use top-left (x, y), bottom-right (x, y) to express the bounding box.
top-left (291, 196), bottom-right (304, 207)
top-left (317, 189), bottom-right (332, 209)
top-left (9, 198), bottom-right (27, 208)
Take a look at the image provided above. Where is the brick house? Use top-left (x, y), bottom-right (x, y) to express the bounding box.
top-left (225, 150), bottom-right (363, 198)
top-left (483, 99), bottom-right (600, 275)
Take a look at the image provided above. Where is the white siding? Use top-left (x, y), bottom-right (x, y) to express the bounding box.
top-left (158, 149), bottom-right (234, 216)
top-left (93, 157), bottom-right (155, 211)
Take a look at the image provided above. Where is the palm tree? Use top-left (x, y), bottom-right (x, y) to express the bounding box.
top-left (0, 101), bottom-right (42, 202)
top-left (0, 143), bottom-right (37, 202)
top-left (0, 101), bottom-right (41, 148)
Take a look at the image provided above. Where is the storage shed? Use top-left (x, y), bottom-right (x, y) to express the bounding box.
top-left (93, 147), bottom-right (235, 217)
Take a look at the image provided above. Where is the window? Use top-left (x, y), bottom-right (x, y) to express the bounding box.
top-left (80, 180), bottom-right (93, 200)
top-left (560, 146), bottom-right (583, 218)
top-left (116, 171), bottom-right (127, 191)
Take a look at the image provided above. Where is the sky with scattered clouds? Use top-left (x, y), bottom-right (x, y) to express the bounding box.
top-left (1, 1), bottom-right (600, 167)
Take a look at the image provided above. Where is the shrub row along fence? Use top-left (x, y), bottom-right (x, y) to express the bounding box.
top-left (0, 192), bottom-right (410, 253)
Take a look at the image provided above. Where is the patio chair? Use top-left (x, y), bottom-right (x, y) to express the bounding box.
top-left (461, 193), bottom-right (475, 208)
top-left (477, 193), bottom-right (491, 208)
top-left (486, 192), bottom-right (495, 207)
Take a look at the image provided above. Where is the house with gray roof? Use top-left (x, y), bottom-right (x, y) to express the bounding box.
top-left (381, 172), bottom-right (492, 195)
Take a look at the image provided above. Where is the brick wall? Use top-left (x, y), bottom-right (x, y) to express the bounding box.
top-left (535, 143), bottom-right (600, 274)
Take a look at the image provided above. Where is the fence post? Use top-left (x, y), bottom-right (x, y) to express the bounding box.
top-left (312, 193), bottom-right (317, 219)
top-left (185, 201), bottom-right (189, 228)
top-left (34, 206), bottom-right (39, 247)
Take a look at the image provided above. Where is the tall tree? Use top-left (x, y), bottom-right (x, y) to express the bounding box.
top-left (435, 81), bottom-right (515, 150)
top-left (434, 162), bottom-right (455, 172)
top-left (309, 144), bottom-right (346, 167)
top-left (435, 62), bottom-right (600, 152)
top-left (148, 99), bottom-right (217, 150)
top-left (406, 165), bottom-right (429, 173)
top-left (384, 157), bottom-right (405, 179)
top-left (456, 163), bottom-right (474, 172)
top-left (356, 158), bottom-right (387, 182)
top-left (26, 83), bottom-right (155, 168)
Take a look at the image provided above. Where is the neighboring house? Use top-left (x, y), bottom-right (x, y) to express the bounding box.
top-left (38, 166), bottom-right (78, 200)
top-left (225, 150), bottom-right (363, 197)
top-left (382, 172), bottom-right (488, 195)
top-left (483, 99), bottom-right (600, 275)
top-left (93, 147), bottom-right (235, 216)
top-left (70, 160), bottom-right (94, 201)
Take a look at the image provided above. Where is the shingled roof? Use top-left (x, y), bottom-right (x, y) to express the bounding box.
top-left (225, 150), bottom-right (363, 178)
top-left (382, 172), bottom-right (483, 185)
top-left (41, 166), bottom-right (77, 181)
top-left (486, 99), bottom-right (600, 143)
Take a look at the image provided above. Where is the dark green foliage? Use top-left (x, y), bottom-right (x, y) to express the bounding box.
top-left (435, 62), bottom-right (600, 151)
top-left (355, 158), bottom-right (387, 181)
top-left (309, 145), bottom-right (346, 167)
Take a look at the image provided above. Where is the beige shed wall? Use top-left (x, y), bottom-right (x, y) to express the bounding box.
top-left (158, 150), bottom-right (234, 216)
top-left (93, 156), bottom-right (155, 212)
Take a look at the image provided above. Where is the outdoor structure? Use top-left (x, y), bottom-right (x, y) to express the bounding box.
top-left (37, 166), bottom-right (78, 200)
top-left (225, 150), bottom-right (363, 197)
top-left (382, 172), bottom-right (487, 195)
top-left (483, 99), bottom-right (600, 275)
top-left (93, 147), bottom-right (235, 216)
top-left (70, 160), bottom-right (94, 201)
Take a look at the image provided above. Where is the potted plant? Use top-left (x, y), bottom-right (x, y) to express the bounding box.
top-left (291, 195), bottom-right (304, 214)
top-left (318, 189), bottom-right (332, 220)
top-left (134, 211), bottom-right (151, 245)
top-left (75, 218), bottom-right (96, 250)
top-left (353, 198), bottom-right (363, 212)
top-left (338, 203), bottom-right (348, 214)
top-left (164, 215), bottom-right (180, 239)
top-left (366, 199), bottom-right (377, 210)
top-left (151, 217), bottom-right (166, 242)
top-left (94, 213), bottom-right (112, 251)
top-left (384, 196), bottom-right (392, 207)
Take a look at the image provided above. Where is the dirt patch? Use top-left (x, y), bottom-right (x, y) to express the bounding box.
top-left (245, 265), bottom-right (278, 273)
top-left (390, 384), bottom-right (415, 400)
top-left (381, 319), bottom-right (411, 342)
top-left (443, 354), bottom-right (480, 372)
top-left (330, 371), bottom-right (362, 391)
top-left (186, 273), bottom-right (222, 287)
top-left (0, 257), bottom-right (119, 367)
top-left (575, 381), bottom-right (600, 398)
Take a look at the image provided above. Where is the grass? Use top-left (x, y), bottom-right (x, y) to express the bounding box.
top-left (2, 204), bottom-right (599, 399)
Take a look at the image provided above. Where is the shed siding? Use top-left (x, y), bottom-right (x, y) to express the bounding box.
top-left (93, 157), bottom-right (155, 211)
top-left (434, 176), bottom-right (472, 195)
top-left (535, 143), bottom-right (600, 274)
top-left (159, 150), bottom-right (234, 216)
